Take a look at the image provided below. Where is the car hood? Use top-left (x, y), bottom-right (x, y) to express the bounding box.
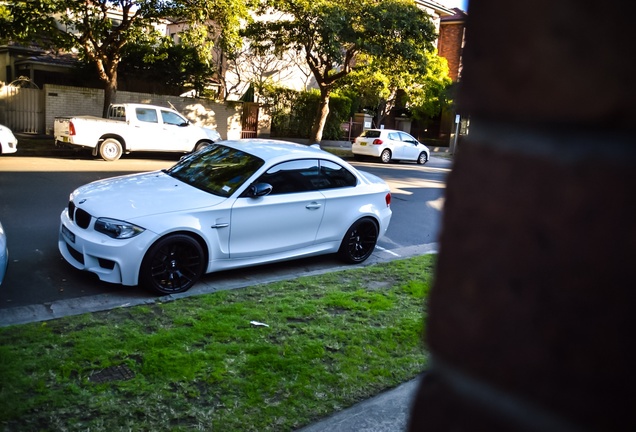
top-left (202, 127), bottom-right (221, 141)
top-left (71, 171), bottom-right (225, 221)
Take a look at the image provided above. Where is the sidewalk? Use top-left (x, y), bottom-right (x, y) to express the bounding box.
top-left (298, 377), bottom-right (422, 432)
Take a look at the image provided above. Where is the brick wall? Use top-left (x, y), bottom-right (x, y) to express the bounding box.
top-left (409, 1), bottom-right (636, 431)
top-left (438, 22), bottom-right (464, 81)
top-left (43, 84), bottom-right (251, 140)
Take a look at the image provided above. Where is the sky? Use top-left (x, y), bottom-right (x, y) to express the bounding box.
top-left (440, 0), bottom-right (469, 12)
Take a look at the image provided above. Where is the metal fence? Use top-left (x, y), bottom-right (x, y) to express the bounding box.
top-left (0, 86), bottom-right (44, 133)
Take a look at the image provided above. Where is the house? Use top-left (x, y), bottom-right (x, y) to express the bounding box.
top-left (439, 7), bottom-right (468, 82)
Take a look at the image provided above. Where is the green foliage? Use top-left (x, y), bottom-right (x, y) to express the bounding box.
top-left (323, 93), bottom-right (353, 140)
top-left (268, 89), bottom-right (320, 139)
top-left (265, 87), bottom-right (352, 140)
top-left (407, 51), bottom-right (454, 120)
top-left (119, 35), bottom-right (218, 96)
top-left (336, 50), bottom-right (453, 126)
top-left (2, 0), bottom-right (250, 108)
top-left (244, 0), bottom-right (438, 143)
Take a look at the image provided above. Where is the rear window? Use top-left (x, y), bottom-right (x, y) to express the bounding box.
top-left (360, 130), bottom-right (381, 138)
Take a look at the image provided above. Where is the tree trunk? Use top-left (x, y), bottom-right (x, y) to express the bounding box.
top-left (308, 86), bottom-right (331, 144)
top-left (102, 73), bottom-right (118, 118)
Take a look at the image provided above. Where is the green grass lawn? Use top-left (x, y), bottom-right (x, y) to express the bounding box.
top-left (0, 255), bottom-right (434, 431)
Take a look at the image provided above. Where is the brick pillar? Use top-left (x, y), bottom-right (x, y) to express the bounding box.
top-left (409, 1), bottom-right (636, 431)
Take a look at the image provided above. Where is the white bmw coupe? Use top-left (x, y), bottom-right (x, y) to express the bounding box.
top-left (59, 139), bottom-right (392, 294)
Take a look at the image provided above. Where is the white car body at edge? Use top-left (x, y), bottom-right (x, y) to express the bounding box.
top-left (59, 139), bottom-right (392, 294)
top-left (0, 124), bottom-right (18, 154)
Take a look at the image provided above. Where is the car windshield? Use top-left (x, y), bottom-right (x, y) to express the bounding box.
top-left (166, 144), bottom-right (264, 197)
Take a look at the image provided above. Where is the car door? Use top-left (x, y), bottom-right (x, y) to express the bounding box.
top-left (398, 132), bottom-right (421, 160)
top-left (387, 131), bottom-right (404, 158)
top-left (312, 160), bottom-right (359, 243)
top-left (129, 107), bottom-right (164, 151)
top-left (159, 109), bottom-right (197, 152)
top-left (228, 159), bottom-right (326, 259)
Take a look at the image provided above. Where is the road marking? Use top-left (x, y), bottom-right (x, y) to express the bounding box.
top-left (376, 246), bottom-right (401, 257)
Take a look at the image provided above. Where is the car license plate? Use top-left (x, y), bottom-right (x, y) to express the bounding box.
top-left (62, 136), bottom-right (70, 143)
top-left (360, 141), bottom-right (367, 146)
top-left (62, 225), bottom-right (75, 243)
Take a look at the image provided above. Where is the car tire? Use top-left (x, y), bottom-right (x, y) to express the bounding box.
top-left (380, 149), bottom-right (392, 163)
top-left (417, 152), bottom-right (428, 165)
top-left (194, 141), bottom-right (210, 152)
top-left (338, 218), bottom-right (379, 264)
top-left (99, 138), bottom-right (123, 161)
top-left (140, 234), bottom-right (205, 295)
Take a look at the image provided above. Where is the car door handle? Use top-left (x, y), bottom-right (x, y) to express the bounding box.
top-left (211, 223), bottom-right (229, 229)
top-left (306, 202), bottom-right (322, 210)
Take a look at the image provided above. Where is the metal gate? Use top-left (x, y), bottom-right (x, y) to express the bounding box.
top-left (1, 85), bottom-right (44, 134)
top-left (240, 102), bottom-right (259, 139)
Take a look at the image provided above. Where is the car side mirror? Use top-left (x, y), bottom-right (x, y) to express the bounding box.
top-left (247, 182), bottom-right (273, 198)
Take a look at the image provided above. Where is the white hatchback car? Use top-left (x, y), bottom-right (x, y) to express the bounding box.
top-left (352, 129), bottom-right (429, 164)
top-left (0, 124), bottom-right (18, 154)
top-left (59, 139), bottom-right (392, 294)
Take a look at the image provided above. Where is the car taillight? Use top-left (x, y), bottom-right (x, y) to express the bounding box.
top-left (69, 121), bottom-right (76, 136)
top-left (373, 139), bottom-right (383, 145)
top-left (385, 192), bottom-right (391, 207)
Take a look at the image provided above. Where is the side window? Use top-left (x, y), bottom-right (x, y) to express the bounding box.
top-left (388, 132), bottom-right (400, 141)
top-left (399, 132), bottom-right (416, 144)
top-left (136, 108), bottom-right (158, 123)
top-left (318, 160), bottom-right (357, 189)
top-left (161, 110), bottom-right (187, 126)
top-left (257, 160), bottom-right (319, 195)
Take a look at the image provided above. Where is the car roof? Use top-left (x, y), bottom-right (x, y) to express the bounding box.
top-left (220, 139), bottom-right (336, 162)
top-left (114, 103), bottom-right (176, 111)
top-left (364, 129), bottom-right (402, 133)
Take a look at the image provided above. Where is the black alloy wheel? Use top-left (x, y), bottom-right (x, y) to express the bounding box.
top-left (140, 234), bottom-right (205, 295)
top-left (338, 218), bottom-right (379, 264)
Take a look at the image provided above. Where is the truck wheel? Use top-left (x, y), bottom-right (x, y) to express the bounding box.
top-left (99, 138), bottom-right (123, 161)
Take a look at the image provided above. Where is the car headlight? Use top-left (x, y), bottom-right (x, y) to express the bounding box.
top-left (94, 218), bottom-right (145, 239)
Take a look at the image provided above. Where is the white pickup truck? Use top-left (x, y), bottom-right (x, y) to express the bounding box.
top-left (54, 103), bottom-right (222, 161)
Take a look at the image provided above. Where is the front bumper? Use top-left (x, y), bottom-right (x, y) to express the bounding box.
top-left (58, 210), bottom-right (156, 286)
top-left (2, 139), bottom-right (18, 154)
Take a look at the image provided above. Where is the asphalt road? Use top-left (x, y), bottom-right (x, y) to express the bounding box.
top-left (0, 152), bottom-right (451, 319)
